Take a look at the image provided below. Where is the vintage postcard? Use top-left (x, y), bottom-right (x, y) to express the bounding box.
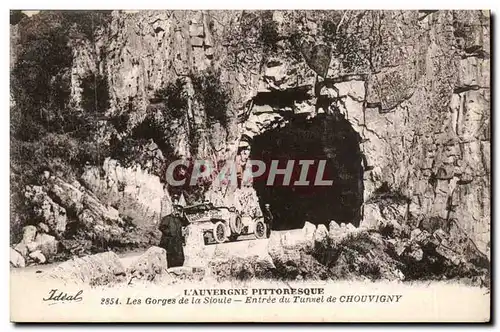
top-left (9, 9), bottom-right (491, 322)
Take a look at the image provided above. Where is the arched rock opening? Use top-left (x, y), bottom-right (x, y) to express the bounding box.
top-left (250, 112), bottom-right (364, 230)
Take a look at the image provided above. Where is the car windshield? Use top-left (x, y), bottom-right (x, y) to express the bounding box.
top-left (183, 203), bottom-right (215, 214)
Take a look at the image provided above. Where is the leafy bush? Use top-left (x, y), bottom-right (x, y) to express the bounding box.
top-left (109, 136), bottom-right (151, 167)
top-left (10, 11), bottom-right (114, 244)
top-left (358, 260), bottom-right (382, 280)
top-left (191, 68), bottom-right (231, 127)
top-left (366, 182), bottom-right (411, 205)
top-left (259, 11), bottom-right (280, 52)
top-left (109, 112), bottom-right (130, 132)
top-left (10, 10), bottom-right (27, 25)
top-left (154, 78), bottom-right (187, 120)
top-left (11, 14), bottom-right (73, 140)
top-left (61, 11), bottom-right (112, 40)
top-left (154, 73), bottom-right (230, 146)
top-left (80, 72), bottom-right (110, 115)
top-left (322, 20), bottom-right (337, 42)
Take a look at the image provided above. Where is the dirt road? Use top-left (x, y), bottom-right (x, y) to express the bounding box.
top-left (10, 235), bottom-right (269, 279)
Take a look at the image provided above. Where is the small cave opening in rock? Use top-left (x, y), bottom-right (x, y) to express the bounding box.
top-left (252, 87), bottom-right (311, 108)
top-left (250, 113), bottom-right (364, 230)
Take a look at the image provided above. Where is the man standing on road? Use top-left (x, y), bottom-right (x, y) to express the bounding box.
top-left (159, 204), bottom-right (186, 267)
top-left (263, 203), bottom-right (273, 238)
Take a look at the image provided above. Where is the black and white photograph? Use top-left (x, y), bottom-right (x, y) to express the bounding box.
top-left (8, 8), bottom-right (491, 322)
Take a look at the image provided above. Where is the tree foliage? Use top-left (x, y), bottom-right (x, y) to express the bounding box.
top-left (258, 10), bottom-right (280, 53)
top-left (154, 78), bottom-right (188, 120)
top-left (10, 10), bottom-right (27, 25)
top-left (191, 68), bottom-right (231, 127)
top-left (10, 11), bottom-right (112, 196)
top-left (80, 72), bottom-right (110, 116)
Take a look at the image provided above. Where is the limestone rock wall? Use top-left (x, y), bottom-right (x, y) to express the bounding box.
top-left (17, 10), bottom-right (489, 259)
top-left (81, 157), bottom-right (171, 226)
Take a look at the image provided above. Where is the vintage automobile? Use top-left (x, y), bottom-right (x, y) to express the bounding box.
top-left (180, 202), bottom-right (268, 244)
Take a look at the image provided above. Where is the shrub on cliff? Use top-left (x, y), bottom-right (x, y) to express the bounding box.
top-left (11, 11), bottom-right (112, 148)
top-left (321, 14), bottom-right (368, 70)
top-left (62, 11), bottom-right (112, 40)
top-left (80, 72), bottom-right (110, 117)
top-left (11, 13), bottom-right (73, 141)
top-left (154, 78), bottom-right (188, 120)
top-left (10, 11), bottom-right (112, 244)
top-left (191, 68), bottom-right (231, 127)
top-left (259, 10), bottom-right (280, 53)
top-left (10, 10), bottom-right (27, 25)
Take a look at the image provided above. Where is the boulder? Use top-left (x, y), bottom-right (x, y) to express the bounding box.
top-left (21, 225), bottom-right (37, 244)
top-left (46, 251), bottom-right (126, 286)
top-left (268, 225), bottom-right (316, 254)
top-left (24, 175), bottom-right (136, 252)
top-left (267, 223), bottom-right (337, 280)
top-left (407, 245), bottom-right (424, 262)
top-left (10, 248), bottom-right (25, 268)
top-left (127, 246), bottom-right (169, 282)
top-left (334, 80), bottom-right (366, 101)
top-left (433, 228), bottom-right (448, 243)
top-left (319, 230), bottom-right (404, 281)
top-left (183, 223), bottom-right (212, 267)
top-left (37, 223), bottom-right (50, 234)
top-left (14, 242), bottom-right (28, 257)
top-left (190, 36), bottom-right (204, 47)
top-left (412, 229), bottom-right (432, 247)
top-left (252, 104), bottom-right (274, 114)
top-left (24, 186), bottom-right (67, 236)
top-left (329, 220), bottom-right (340, 231)
top-left (314, 224), bottom-right (328, 244)
top-left (410, 228), bottom-right (423, 242)
top-left (47, 177), bottom-right (125, 238)
top-left (189, 23), bottom-right (204, 37)
top-left (302, 43), bottom-right (332, 78)
top-left (435, 244), bottom-right (461, 266)
top-left (359, 203), bottom-right (383, 230)
top-left (263, 62), bottom-right (287, 87)
top-left (81, 157), bottom-right (168, 227)
top-left (303, 222), bottom-right (317, 246)
top-left (27, 233), bottom-right (58, 259)
top-left (394, 240), bottom-right (409, 257)
top-left (29, 250), bottom-right (47, 264)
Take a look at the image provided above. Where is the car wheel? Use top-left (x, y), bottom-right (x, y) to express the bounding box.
top-left (254, 220), bottom-right (267, 239)
top-left (230, 215), bottom-right (243, 235)
top-left (213, 221), bottom-right (227, 244)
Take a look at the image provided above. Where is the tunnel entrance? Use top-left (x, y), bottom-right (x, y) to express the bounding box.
top-left (250, 113), bottom-right (364, 230)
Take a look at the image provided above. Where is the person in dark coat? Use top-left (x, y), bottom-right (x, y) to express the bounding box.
top-left (159, 205), bottom-right (186, 267)
top-left (263, 203), bottom-right (273, 238)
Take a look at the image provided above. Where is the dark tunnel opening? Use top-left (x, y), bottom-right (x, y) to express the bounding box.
top-left (250, 113), bottom-right (364, 230)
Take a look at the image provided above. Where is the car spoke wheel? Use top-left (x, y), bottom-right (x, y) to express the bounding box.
top-left (213, 221), bottom-right (227, 244)
top-left (230, 215), bottom-right (243, 235)
top-left (254, 220), bottom-right (267, 239)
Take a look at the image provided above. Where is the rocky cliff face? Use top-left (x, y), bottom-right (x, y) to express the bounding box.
top-left (10, 10), bottom-right (490, 263)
